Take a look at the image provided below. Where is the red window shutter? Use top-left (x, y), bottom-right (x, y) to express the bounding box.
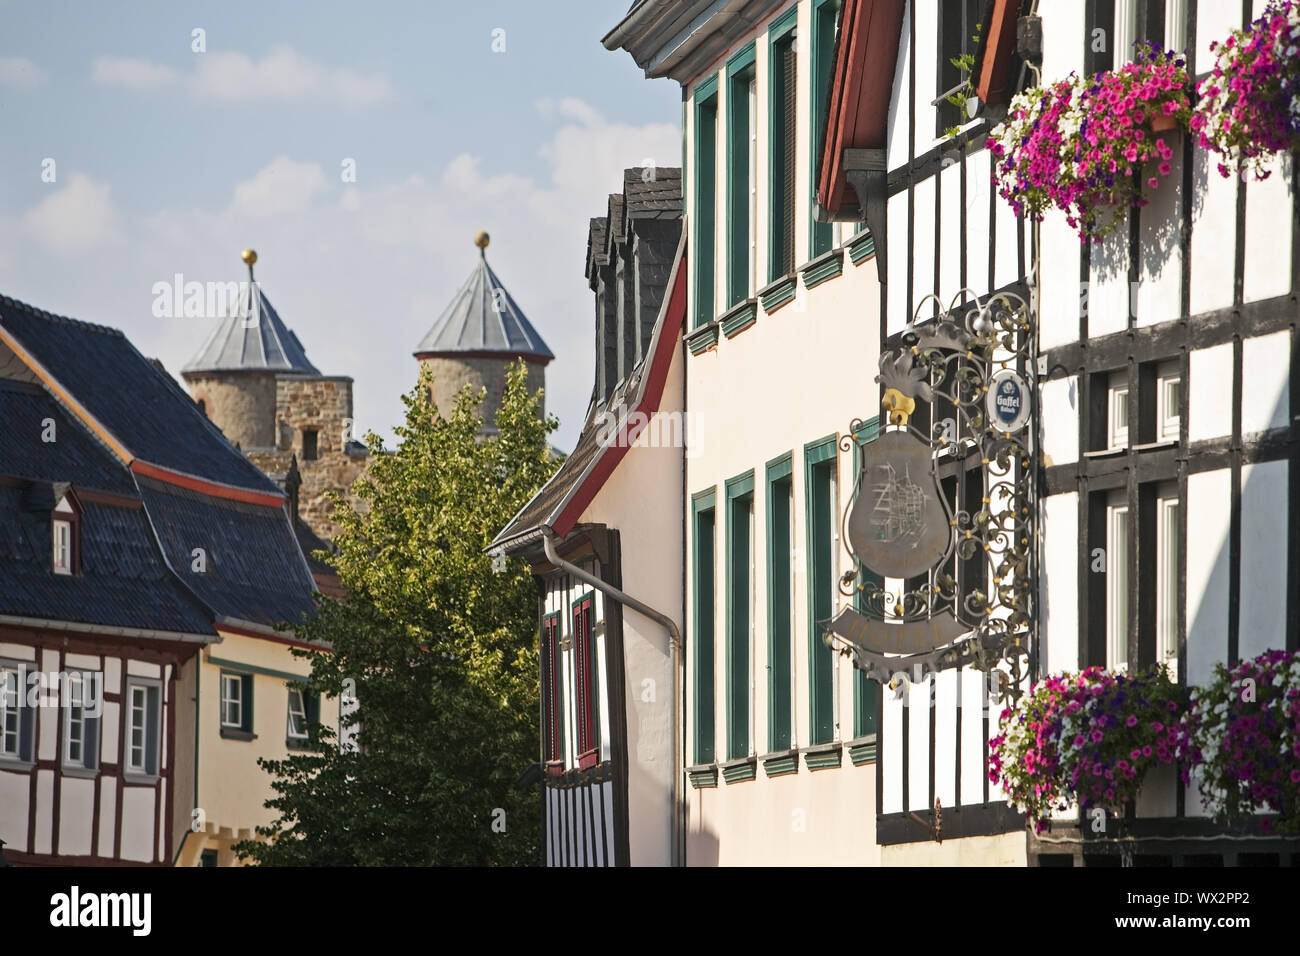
top-left (574, 597), bottom-right (597, 768)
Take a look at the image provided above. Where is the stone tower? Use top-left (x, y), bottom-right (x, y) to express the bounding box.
top-left (182, 250), bottom-right (367, 540)
top-left (414, 233), bottom-right (554, 432)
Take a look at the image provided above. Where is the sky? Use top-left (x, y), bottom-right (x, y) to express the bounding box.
top-left (0, 0), bottom-right (682, 452)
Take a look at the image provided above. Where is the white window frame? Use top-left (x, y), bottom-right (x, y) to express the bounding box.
top-left (1156, 486), bottom-right (1180, 681)
top-left (0, 662), bottom-right (28, 761)
top-left (52, 518), bottom-right (72, 575)
top-left (1108, 372), bottom-right (1130, 450)
top-left (220, 673), bottom-right (243, 729)
top-left (1106, 496), bottom-right (1130, 672)
top-left (287, 687), bottom-right (309, 741)
top-left (124, 679), bottom-right (161, 776)
top-left (1157, 360), bottom-right (1181, 441)
top-left (62, 671), bottom-right (100, 772)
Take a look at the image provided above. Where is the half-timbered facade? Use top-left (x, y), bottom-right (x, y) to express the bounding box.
top-left (0, 293), bottom-right (329, 866)
top-left (491, 169), bottom-right (685, 866)
top-left (815, 0), bottom-right (1300, 864)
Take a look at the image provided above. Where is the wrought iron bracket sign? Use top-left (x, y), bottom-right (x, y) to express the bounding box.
top-left (826, 287), bottom-right (1038, 698)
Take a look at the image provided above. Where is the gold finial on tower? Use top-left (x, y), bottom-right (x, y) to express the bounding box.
top-left (474, 231), bottom-right (490, 254)
top-left (241, 248), bottom-right (258, 280)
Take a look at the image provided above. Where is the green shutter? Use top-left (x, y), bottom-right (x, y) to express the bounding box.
top-left (809, 0), bottom-right (842, 259)
top-left (851, 417), bottom-right (882, 738)
top-left (765, 453), bottom-right (794, 752)
top-left (693, 77), bottom-right (719, 328)
top-left (804, 435), bottom-right (838, 745)
top-left (726, 44), bottom-right (756, 308)
top-left (725, 471), bottom-right (754, 760)
top-left (768, 9), bottom-right (798, 282)
top-left (692, 489), bottom-right (717, 764)
top-left (241, 673), bottom-right (254, 733)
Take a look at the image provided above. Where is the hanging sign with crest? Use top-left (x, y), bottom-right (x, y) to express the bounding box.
top-left (824, 288), bottom-right (1038, 694)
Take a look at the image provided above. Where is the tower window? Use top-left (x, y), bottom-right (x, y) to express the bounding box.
top-left (301, 428), bottom-right (319, 461)
top-left (196, 398), bottom-right (207, 418)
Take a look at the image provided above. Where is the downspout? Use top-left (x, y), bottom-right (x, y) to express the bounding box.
top-left (542, 531), bottom-right (685, 868)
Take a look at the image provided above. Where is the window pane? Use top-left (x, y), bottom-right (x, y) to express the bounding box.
top-left (1157, 498), bottom-right (1180, 675)
top-left (1108, 507), bottom-right (1129, 669)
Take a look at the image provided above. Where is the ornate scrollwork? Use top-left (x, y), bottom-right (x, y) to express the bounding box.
top-left (832, 285), bottom-right (1037, 698)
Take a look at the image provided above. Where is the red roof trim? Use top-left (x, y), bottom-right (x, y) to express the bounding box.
top-left (817, 0), bottom-right (906, 215)
top-left (549, 245), bottom-right (687, 538)
top-left (975, 0), bottom-right (1022, 105)
top-left (130, 460), bottom-right (286, 508)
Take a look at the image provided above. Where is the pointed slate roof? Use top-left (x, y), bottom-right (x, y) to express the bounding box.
top-left (414, 236), bottom-right (554, 362)
top-left (182, 257), bottom-right (319, 375)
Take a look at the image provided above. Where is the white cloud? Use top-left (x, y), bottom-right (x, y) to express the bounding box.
top-left (231, 157), bottom-right (329, 219)
top-left (91, 56), bottom-right (178, 90)
top-left (0, 56), bottom-right (45, 87)
top-left (91, 44), bottom-right (393, 109)
top-left (3, 98), bottom-right (678, 452)
top-left (24, 173), bottom-right (121, 254)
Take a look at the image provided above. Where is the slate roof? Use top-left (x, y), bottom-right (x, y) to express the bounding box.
top-left (0, 485), bottom-right (215, 636)
top-left (182, 281), bottom-right (320, 376)
top-left (0, 380), bottom-right (137, 496)
top-left (136, 475), bottom-right (317, 629)
top-left (414, 252), bottom-right (555, 361)
top-left (623, 167), bottom-right (683, 219)
top-left (0, 294), bottom-right (281, 494)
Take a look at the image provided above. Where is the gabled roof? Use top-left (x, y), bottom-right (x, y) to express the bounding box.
top-left (623, 167), bottom-right (683, 220)
top-left (0, 294), bottom-right (283, 497)
top-left (136, 474), bottom-right (317, 629)
top-left (0, 486), bottom-right (217, 637)
top-left (415, 247), bottom-right (554, 362)
top-left (182, 281), bottom-right (320, 375)
top-left (0, 380), bottom-right (137, 496)
top-left (491, 231), bottom-right (686, 552)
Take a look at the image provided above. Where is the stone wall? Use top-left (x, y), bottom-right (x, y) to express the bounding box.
top-left (186, 371), bottom-right (278, 449)
top-left (247, 447), bottom-right (367, 541)
top-left (419, 354), bottom-right (546, 431)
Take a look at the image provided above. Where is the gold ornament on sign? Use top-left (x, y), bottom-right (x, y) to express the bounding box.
top-left (475, 231), bottom-right (490, 251)
top-left (241, 249), bottom-right (258, 266)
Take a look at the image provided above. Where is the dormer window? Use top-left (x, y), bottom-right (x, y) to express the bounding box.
top-left (301, 428), bottom-right (319, 461)
top-left (51, 492), bottom-right (81, 576)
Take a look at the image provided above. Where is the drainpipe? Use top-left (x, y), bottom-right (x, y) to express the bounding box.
top-left (542, 530), bottom-right (685, 868)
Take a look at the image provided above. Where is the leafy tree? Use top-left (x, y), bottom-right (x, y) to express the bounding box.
top-left (235, 361), bottom-right (560, 866)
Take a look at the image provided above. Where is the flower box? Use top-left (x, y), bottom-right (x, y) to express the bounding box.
top-left (988, 43), bottom-right (1191, 243)
top-left (1191, 0), bottom-right (1300, 181)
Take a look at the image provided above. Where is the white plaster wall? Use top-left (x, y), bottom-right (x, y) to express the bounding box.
top-left (119, 786), bottom-right (154, 862)
top-left (65, 652), bottom-right (98, 671)
top-left (1238, 460), bottom-right (1289, 661)
top-left (1043, 492), bottom-right (1081, 674)
top-left (99, 700), bottom-right (119, 769)
top-left (887, 191), bottom-right (909, 331)
top-left (126, 659), bottom-right (161, 678)
top-left (1197, 0), bottom-right (1242, 67)
top-left (881, 831), bottom-right (1025, 865)
top-left (964, 148), bottom-right (992, 298)
top-left (1040, 377), bottom-right (1079, 466)
top-left (1189, 342), bottom-right (1234, 440)
top-left (907, 673), bottom-right (930, 811)
top-left (103, 656), bottom-right (121, 696)
top-left (886, 3), bottom-right (911, 170)
top-left (912, 178), bottom-right (938, 315)
top-left (1137, 141), bottom-right (1185, 327)
top-left (933, 668), bottom-right (958, 809)
top-left (579, 342), bottom-right (685, 867)
top-left (33, 769), bottom-right (53, 854)
top-left (1189, 151), bottom-right (1237, 317)
top-left (1089, 215), bottom-right (1131, 338)
top-left (57, 775), bottom-right (94, 856)
top-left (938, 161), bottom-right (963, 301)
top-left (883, 688), bottom-right (904, 814)
top-left (1186, 469), bottom-right (1231, 686)
top-left (1244, 156), bottom-right (1293, 304)
top-left (0, 769), bottom-right (28, 851)
top-left (97, 776), bottom-right (115, 858)
top-left (959, 667), bottom-right (987, 804)
top-left (1039, 213), bottom-right (1082, 350)
top-left (1241, 330), bottom-right (1291, 437)
top-left (0, 643), bottom-right (36, 662)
